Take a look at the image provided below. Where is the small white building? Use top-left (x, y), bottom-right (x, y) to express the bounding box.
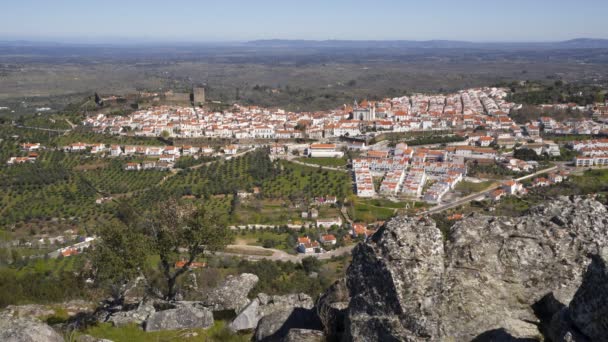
top-left (308, 144), bottom-right (344, 158)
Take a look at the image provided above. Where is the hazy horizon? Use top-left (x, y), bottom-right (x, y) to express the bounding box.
top-left (1, 0), bottom-right (607, 43)
top-left (1, 36), bottom-right (607, 46)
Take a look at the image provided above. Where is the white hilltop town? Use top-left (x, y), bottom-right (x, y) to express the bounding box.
top-left (83, 87), bottom-right (517, 139)
top-left (8, 86), bottom-right (608, 213)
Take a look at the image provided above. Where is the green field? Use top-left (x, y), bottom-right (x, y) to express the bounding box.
top-left (81, 321), bottom-right (250, 342)
top-left (455, 180), bottom-right (496, 196)
top-left (351, 198), bottom-right (400, 223)
top-left (0, 255), bottom-right (88, 308)
top-left (234, 230), bottom-right (293, 251)
top-left (350, 198), bottom-right (429, 223)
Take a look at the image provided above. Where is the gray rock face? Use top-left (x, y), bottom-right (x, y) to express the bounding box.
top-left (567, 249), bottom-right (608, 341)
top-left (346, 215), bottom-right (445, 341)
top-left (549, 248), bottom-right (608, 342)
top-left (316, 278), bottom-right (349, 340)
top-left (249, 292), bottom-right (320, 341)
top-left (0, 316), bottom-right (64, 342)
top-left (1, 304), bottom-right (57, 319)
top-left (232, 292), bottom-right (315, 334)
top-left (228, 298), bottom-right (260, 332)
top-left (254, 307), bottom-right (322, 342)
top-left (145, 305), bottom-right (213, 332)
top-left (257, 293), bottom-right (314, 317)
top-left (107, 301), bottom-right (155, 327)
top-left (282, 328), bottom-right (324, 342)
top-left (201, 273), bottom-right (259, 313)
top-left (344, 196), bottom-right (608, 341)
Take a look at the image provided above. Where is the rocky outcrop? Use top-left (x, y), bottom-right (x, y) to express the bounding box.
top-left (248, 293), bottom-right (322, 341)
top-left (567, 249), bottom-right (608, 341)
top-left (257, 293), bottom-right (314, 317)
top-left (201, 273), bottom-right (259, 313)
top-left (346, 215), bottom-right (445, 341)
top-left (144, 304), bottom-right (213, 332)
top-left (316, 278), bottom-right (349, 340)
top-left (254, 307), bottom-right (323, 342)
top-left (0, 304), bottom-right (56, 319)
top-left (228, 298), bottom-right (260, 332)
top-left (1, 300), bottom-right (94, 320)
top-left (0, 316), bottom-right (64, 342)
top-left (107, 301), bottom-right (155, 327)
top-left (343, 196), bottom-right (608, 341)
top-left (282, 328), bottom-right (324, 342)
top-left (232, 292), bottom-right (316, 335)
top-left (549, 248), bottom-right (608, 342)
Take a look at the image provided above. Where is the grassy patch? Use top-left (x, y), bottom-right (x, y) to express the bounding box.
top-left (81, 321), bottom-right (250, 342)
top-left (358, 198), bottom-right (408, 209)
top-left (350, 198), bottom-right (426, 222)
top-left (352, 201), bottom-right (396, 223)
top-left (455, 180), bottom-right (496, 196)
top-left (224, 246), bottom-right (274, 257)
top-left (234, 230), bottom-right (291, 250)
top-left (295, 157), bottom-right (347, 167)
top-left (234, 200), bottom-right (302, 226)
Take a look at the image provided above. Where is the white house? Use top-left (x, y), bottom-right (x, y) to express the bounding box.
top-left (308, 144), bottom-right (344, 158)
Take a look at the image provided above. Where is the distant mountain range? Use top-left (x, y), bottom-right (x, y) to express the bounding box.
top-left (245, 38), bottom-right (608, 49)
top-left (0, 38), bottom-right (607, 49)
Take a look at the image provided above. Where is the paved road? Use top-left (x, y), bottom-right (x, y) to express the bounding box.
top-left (217, 244), bottom-right (355, 262)
top-left (14, 124), bottom-right (70, 133)
top-left (189, 147), bottom-right (256, 170)
top-left (282, 156), bottom-right (348, 173)
top-left (65, 118), bottom-right (78, 129)
top-left (423, 165), bottom-right (559, 215)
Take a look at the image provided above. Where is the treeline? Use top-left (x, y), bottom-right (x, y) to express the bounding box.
top-left (503, 80), bottom-right (605, 106)
top-left (233, 257), bottom-right (344, 298)
top-left (510, 105), bottom-right (592, 124)
top-left (0, 263), bottom-right (88, 308)
top-left (375, 132), bottom-right (464, 147)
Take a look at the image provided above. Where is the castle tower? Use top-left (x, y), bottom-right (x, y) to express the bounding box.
top-left (192, 86), bottom-right (206, 105)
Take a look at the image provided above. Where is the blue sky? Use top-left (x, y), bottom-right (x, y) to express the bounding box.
top-left (1, 0), bottom-right (607, 42)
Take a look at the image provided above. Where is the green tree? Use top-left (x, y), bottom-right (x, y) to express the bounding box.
top-left (145, 199), bottom-right (232, 300)
top-left (90, 223), bottom-right (149, 304)
top-left (301, 256), bottom-right (321, 274)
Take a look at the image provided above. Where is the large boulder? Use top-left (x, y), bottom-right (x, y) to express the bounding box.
top-left (201, 273), bottom-right (259, 313)
top-left (344, 196), bottom-right (608, 341)
top-left (567, 249), bottom-right (608, 341)
top-left (231, 293), bottom-right (315, 334)
top-left (0, 316), bottom-right (64, 342)
top-left (346, 215), bottom-right (445, 341)
top-left (145, 304), bottom-right (213, 332)
top-left (0, 304), bottom-right (56, 319)
top-left (107, 301), bottom-right (155, 327)
top-left (316, 278), bottom-right (349, 340)
top-left (254, 307), bottom-right (322, 342)
top-left (549, 248), bottom-right (608, 342)
top-left (228, 298), bottom-right (260, 332)
top-left (282, 328), bottom-right (324, 342)
top-left (257, 293), bottom-right (314, 317)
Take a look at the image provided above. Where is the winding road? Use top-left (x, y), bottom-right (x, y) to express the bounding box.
top-left (422, 165), bottom-right (559, 215)
top-left (216, 244), bottom-right (355, 262)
